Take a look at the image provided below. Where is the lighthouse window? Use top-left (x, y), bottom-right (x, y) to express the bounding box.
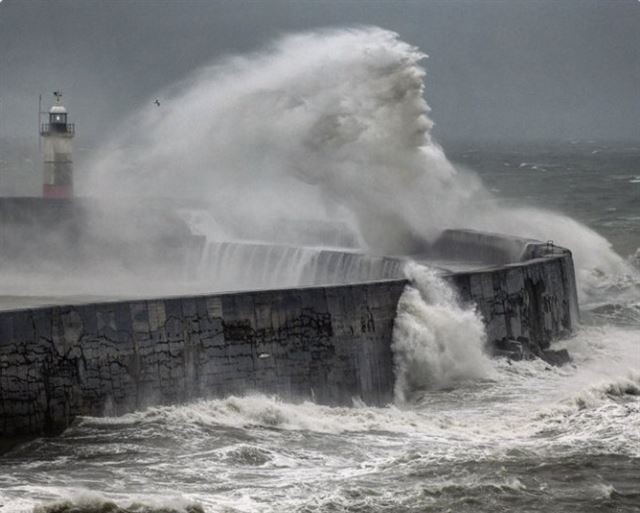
top-left (55, 115), bottom-right (62, 122)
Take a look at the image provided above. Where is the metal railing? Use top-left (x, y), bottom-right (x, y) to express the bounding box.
top-left (40, 123), bottom-right (75, 136)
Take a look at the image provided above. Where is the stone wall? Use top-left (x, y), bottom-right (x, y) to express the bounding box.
top-left (448, 251), bottom-right (579, 361)
top-left (0, 281), bottom-right (406, 436)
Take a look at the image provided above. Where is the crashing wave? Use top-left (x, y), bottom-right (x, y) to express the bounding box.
top-left (33, 496), bottom-right (203, 513)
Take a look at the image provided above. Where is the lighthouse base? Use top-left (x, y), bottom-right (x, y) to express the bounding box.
top-left (43, 184), bottom-right (73, 199)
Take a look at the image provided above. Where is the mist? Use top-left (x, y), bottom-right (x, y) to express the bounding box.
top-left (84, 27), bottom-right (633, 296)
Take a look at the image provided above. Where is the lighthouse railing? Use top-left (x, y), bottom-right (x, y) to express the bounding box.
top-left (40, 123), bottom-right (75, 136)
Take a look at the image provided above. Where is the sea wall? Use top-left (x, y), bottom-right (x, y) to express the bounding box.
top-left (0, 233), bottom-right (579, 437)
top-left (433, 229), bottom-right (579, 358)
top-left (0, 281), bottom-right (406, 436)
top-left (449, 252), bottom-right (578, 361)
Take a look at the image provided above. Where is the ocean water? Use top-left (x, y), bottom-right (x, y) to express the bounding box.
top-left (1, 143), bottom-right (639, 513)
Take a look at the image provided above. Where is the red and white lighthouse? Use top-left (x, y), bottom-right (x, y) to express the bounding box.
top-left (40, 92), bottom-right (75, 198)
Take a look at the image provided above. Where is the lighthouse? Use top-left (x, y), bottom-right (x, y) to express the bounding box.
top-left (40, 92), bottom-right (75, 198)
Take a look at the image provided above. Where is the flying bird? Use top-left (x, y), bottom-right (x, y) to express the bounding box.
top-left (154, 99), bottom-right (161, 107)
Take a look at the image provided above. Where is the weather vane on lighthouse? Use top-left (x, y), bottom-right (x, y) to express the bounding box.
top-left (39, 91), bottom-right (75, 198)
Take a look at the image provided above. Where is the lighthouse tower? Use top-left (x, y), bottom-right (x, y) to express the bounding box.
top-left (40, 92), bottom-right (75, 198)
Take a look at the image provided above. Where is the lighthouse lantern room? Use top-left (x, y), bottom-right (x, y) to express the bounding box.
top-left (40, 92), bottom-right (75, 198)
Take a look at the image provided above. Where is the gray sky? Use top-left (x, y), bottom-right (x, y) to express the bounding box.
top-left (1, 0), bottom-right (638, 149)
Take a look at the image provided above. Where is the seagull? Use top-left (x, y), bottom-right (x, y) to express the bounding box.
top-left (154, 99), bottom-right (161, 107)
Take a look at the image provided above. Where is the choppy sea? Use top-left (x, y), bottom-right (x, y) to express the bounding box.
top-left (1, 142), bottom-right (639, 513)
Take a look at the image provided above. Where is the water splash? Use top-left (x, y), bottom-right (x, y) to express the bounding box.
top-left (84, 26), bottom-right (633, 297)
top-left (193, 240), bottom-right (404, 291)
top-left (392, 263), bottom-right (491, 402)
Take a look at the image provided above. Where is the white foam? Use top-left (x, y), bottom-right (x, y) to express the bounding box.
top-left (4, 489), bottom-right (202, 513)
top-left (391, 263), bottom-right (491, 402)
top-left (83, 394), bottom-right (429, 436)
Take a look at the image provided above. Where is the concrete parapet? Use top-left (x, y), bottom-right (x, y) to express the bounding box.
top-left (431, 229), bottom-right (534, 264)
top-left (444, 251), bottom-right (579, 359)
top-left (431, 228), bottom-right (568, 265)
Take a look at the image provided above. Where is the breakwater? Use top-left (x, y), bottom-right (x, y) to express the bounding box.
top-left (0, 229), bottom-right (579, 437)
top-left (434, 229), bottom-right (579, 361)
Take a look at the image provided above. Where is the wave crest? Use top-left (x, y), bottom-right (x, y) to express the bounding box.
top-left (33, 496), bottom-right (203, 513)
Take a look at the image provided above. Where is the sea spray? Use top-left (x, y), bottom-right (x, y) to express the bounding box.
top-left (84, 27), bottom-right (634, 299)
top-left (392, 263), bottom-right (491, 402)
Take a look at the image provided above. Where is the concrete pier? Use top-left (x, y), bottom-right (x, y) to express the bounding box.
top-left (0, 228), bottom-right (579, 436)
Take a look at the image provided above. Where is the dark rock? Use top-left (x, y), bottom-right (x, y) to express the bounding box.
top-left (491, 338), bottom-right (571, 367)
top-left (540, 349), bottom-right (571, 366)
top-left (492, 338), bottom-right (535, 361)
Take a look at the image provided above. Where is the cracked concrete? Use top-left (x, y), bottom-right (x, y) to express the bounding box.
top-left (1, 282), bottom-right (405, 436)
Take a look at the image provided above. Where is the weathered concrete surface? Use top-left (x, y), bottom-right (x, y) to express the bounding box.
top-left (0, 281), bottom-right (405, 436)
top-left (0, 229), bottom-right (580, 437)
top-left (431, 229), bottom-right (579, 361)
top-left (448, 252), bottom-right (578, 361)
